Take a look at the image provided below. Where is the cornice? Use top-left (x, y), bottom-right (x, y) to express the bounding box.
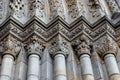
top-left (0, 16), bottom-right (120, 45)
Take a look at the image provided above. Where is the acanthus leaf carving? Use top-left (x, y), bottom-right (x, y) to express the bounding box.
top-left (75, 35), bottom-right (91, 57)
top-left (1, 35), bottom-right (21, 59)
top-left (25, 36), bottom-right (45, 58)
top-left (95, 35), bottom-right (118, 59)
top-left (49, 34), bottom-right (69, 58)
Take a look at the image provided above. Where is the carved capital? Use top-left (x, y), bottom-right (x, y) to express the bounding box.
top-left (76, 35), bottom-right (91, 58)
top-left (1, 35), bottom-right (21, 60)
top-left (49, 35), bottom-right (69, 58)
top-left (26, 36), bottom-right (44, 58)
top-left (95, 35), bottom-right (118, 59)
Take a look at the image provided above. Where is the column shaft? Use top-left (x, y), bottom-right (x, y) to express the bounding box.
top-left (27, 54), bottom-right (40, 80)
top-left (54, 54), bottom-right (67, 80)
top-left (80, 54), bottom-right (94, 80)
top-left (0, 55), bottom-right (14, 80)
top-left (104, 54), bottom-right (120, 80)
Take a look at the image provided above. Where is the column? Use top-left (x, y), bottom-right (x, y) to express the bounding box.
top-left (49, 34), bottom-right (68, 80)
top-left (0, 55), bottom-right (14, 80)
top-left (0, 36), bottom-right (17, 80)
top-left (80, 54), bottom-right (94, 80)
top-left (76, 36), bottom-right (94, 80)
top-left (27, 54), bottom-right (40, 80)
top-left (54, 53), bottom-right (67, 80)
top-left (26, 36), bottom-right (44, 80)
top-left (104, 53), bottom-right (120, 80)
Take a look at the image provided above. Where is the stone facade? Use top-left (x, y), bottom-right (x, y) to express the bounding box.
top-left (0, 0), bottom-right (120, 80)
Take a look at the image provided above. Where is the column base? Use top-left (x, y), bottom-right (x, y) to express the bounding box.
top-left (82, 74), bottom-right (94, 80)
top-left (110, 74), bottom-right (120, 80)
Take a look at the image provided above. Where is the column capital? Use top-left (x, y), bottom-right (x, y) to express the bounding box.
top-left (1, 35), bottom-right (21, 60)
top-left (49, 34), bottom-right (69, 58)
top-left (25, 36), bottom-right (44, 58)
top-left (95, 35), bottom-right (118, 59)
top-left (76, 35), bottom-right (91, 58)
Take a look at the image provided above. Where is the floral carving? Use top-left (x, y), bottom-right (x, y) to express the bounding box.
top-left (25, 36), bottom-right (44, 57)
top-left (29, 0), bottom-right (45, 18)
top-left (88, 0), bottom-right (101, 17)
top-left (95, 35), bottom-right (118, 59)
top-left (49, 34), bottom-right (69, 58)
top-left (75, 35), bottom-right (91, 57)
top-left (9, 0), bottom-right (26, 18)
top-left (2, 35), bottom-right (21, 59)
top-left (49, 0), bottom-right (65, 20)
top-left (65, 0), bottom-right (79, 18)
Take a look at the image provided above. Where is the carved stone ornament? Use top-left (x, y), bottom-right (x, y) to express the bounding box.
top-left (29, 0), bottom-right (45, 18)
top-left (0, 0), bottom-right (3, 19)
top-left (76, 35), bottom-right (91, 58)
top-left (49, 34), bottom-right (69, 58)
top-left (106, 0), bottom-right (120, 19)
top-left (26, 36), bottom-right (44, 58)
top-left (95, 35), bottom-right (118, 59)
top-left (49, 0), bottom-right (65, 20)
top-left (9, 0), bottom-right (26, 18)
top-left (88, 0), bottom-right (101, 17)
top-left (65, 0), bottom-right (79, 19)
top-left (1, 35), bottom-right (21, 59)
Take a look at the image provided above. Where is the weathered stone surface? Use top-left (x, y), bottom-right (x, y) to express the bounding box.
top-left (0, 0), bottom-right (120, 80)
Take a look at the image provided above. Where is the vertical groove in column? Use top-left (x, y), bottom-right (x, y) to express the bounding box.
top-left (0, 55), bottom-right (14, 80)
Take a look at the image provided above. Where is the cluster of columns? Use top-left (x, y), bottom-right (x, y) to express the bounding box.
top-left (1, 36), bottom-right (120, 80)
